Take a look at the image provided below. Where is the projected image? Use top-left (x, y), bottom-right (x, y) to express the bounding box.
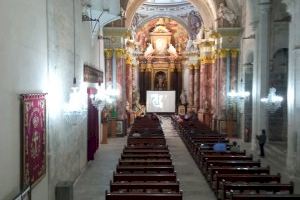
top-left (146, 91), bottom-right (176, 113)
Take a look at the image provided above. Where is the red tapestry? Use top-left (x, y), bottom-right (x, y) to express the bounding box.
top-left (21, 93), bottom-right (47, 188)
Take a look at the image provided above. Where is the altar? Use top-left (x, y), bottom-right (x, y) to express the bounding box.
top-left (137, 19), bottom-right (185, 105)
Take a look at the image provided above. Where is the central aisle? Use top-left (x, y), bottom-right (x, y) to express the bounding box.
top-left (74, 117), bottom-right (216, 200)
top-left (160, 116), bottom-right (216, 200)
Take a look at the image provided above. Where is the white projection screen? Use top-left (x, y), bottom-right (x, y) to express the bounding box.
top-left (146, 91), bottom-right (176, 113)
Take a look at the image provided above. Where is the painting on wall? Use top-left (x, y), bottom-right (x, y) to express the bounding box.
top-left (116, 120), bottom-right (124, 136)
top-left (20, 93), bottom-right (47, 188)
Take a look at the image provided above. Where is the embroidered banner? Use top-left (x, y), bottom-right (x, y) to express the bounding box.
top-left (21, 93), bottom-right (47, 188)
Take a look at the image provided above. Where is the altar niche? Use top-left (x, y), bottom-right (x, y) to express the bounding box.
top-left (154, 71), bottom-right (167, 91)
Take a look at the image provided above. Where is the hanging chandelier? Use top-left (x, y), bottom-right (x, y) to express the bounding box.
top-left (261, 87), bottom-right (283, 113)
top-left (89, 84), bottom-right (120, 110)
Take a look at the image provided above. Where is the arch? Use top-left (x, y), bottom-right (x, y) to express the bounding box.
top-left (125, 0), bottom-right (217, 29)
top-left (136, 15), bottom-right (192, 38)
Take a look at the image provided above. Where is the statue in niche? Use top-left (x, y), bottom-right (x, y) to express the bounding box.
top-left (217, 2), bottom-right (237, 27)
top-left (180, 90), bottom-right (187, 105)
top-left (154, 72), bottom-right (167, 91)
top-left (188, 10), bottom-right (202, 40)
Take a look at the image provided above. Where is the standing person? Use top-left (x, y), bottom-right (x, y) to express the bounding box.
top-left (256, 129), bottom-right (267, 157)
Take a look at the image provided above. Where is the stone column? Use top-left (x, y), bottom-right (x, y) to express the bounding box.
top-left (139, 61), bottom-right (146, 104)
top-left (230, 49), bottom-right (239, 91)
top-left (283, 0), bottom-right (300, 177)
top-left (169, 60), bottom-right (176, 90)
top-left (193, 63), bottom-right (200, 110)
top-left (188, 64), bottom-right (194, 109)
top-left (251, 0), bottom-right (271, 150)
top-left (218, 49), bottom-right (228, 121)
top-left (176, 62), bottom-right (183, 105)
top-left (145, 59), bottom-right (152, 91)
top-left (211, 52), bottom-right (218, 130)
top-left (115, 48), bottom-right (126, 120)
top-left (104, 49), bottom-right (113, 85)
top-left (126, 54), bottom-right (133, 110)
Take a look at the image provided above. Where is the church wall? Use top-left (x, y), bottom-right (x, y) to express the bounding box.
top-left (47, 0), bottom-right (99, 200)
top-left (0, 0), bottom-right (48, 199)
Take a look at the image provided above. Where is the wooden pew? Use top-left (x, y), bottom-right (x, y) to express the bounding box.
top-left (214, 174), bottom-right (281, 195)
top-left (125, 145), bottom-right (168, 150)
top-left (113, 172), bottom-right (177, 182)
top-left (204, 160), bottom-right (261, 174)
top-left (106, 190), bottom-right (183, 200)
top-left (221, 182), bottom-right (294, 200)
top-left (201, 155), bottom-right (253, 170)
top-left (116, 165), bottom-right (175, 174)
top-left (123, 149), bottom-right (169, 154)
top-left (197, 151), bottom-right (247, 166)
top-left (229, 193), bottom-right (300, 200)
top-left (121, 153), bottom-right (171, 159)
top-left (119, 159), bottom-right (173, 166)
top-left (209, 166), bottom-right (270, 183)
top-left (127, 137), bottom-right (166, 145)
top-left (110, 180), bottom-right (180, 192)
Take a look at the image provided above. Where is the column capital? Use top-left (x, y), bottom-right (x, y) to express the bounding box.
top-left (104, 49), bottom-right (113, 59)
top-left (115, 48), bottom-right (126, 59)
top-left (231, 49), bottom-right (239, 58)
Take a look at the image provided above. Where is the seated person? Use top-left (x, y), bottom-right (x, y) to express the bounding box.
top-left (213, 140), bottom-right (227, 152)
top-left (230, 141), bottom-right (240, 152)
top-left (132, 131), bottom-right (141, 137)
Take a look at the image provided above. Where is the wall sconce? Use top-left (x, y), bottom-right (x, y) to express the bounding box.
top-left (261, 87), bottom-right (283, 113)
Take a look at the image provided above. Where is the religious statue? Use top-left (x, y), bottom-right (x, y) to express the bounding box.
top-left (217, 2), bottom-right (237, 27)
top-left (188, 10), bottom-right (202, 40)
top-left (144, 43), bottom-right (155, 58)
top-left (167, 43), bottom-right (178, 58)
top-left (155, 72), bottom-right (167, 90)
top-left (132, 87), bottom-right (145, 117)
top-left (180, 90), bottom-right (187, 105)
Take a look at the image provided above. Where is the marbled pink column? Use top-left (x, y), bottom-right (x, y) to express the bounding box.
top-left (188, 65), bottom-right (194, 107)
top-left (126, 62), bottom-right (133, 110)
top-left (193, 65), bottom-right (200, 109)
top-left (199, 63), bottom-right (206, 110)
top-left (211, 61), bottom-right (217, 113)
top-left (115, 49), bottom-right (126, 120)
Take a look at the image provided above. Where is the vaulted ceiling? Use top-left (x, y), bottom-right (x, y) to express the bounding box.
top-left (125, 0), bottom-right (242, 28)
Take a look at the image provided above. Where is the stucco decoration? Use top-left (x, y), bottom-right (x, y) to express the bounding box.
top-left (188, 10), bottom-right (202, 39)
top-left (136, 18), bottom-right (189, 52)
top-left (216, 2), bottom-right (238, 27)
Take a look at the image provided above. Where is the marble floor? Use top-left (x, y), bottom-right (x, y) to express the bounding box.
top-left (74, 117), bottom-right (300, 199)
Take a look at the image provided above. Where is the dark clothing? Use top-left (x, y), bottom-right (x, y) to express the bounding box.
top-left (259, 143), bottom-right (265, 157)
top-left (256, 134), bottom-right (266, 145)
top-left (256, 133), bottom-right (266, 157)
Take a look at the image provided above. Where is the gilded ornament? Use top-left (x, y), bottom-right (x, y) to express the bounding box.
top-left (231, 49), bottom-right (239, 58)
top-left (126, 54), bottom-right (133, 65)
top-left (115, 48), bottom-right (126, 58)
top-left (104, 49), bottom-right (113, 59)
top-left (218, 49), bottom-right (229, 58)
